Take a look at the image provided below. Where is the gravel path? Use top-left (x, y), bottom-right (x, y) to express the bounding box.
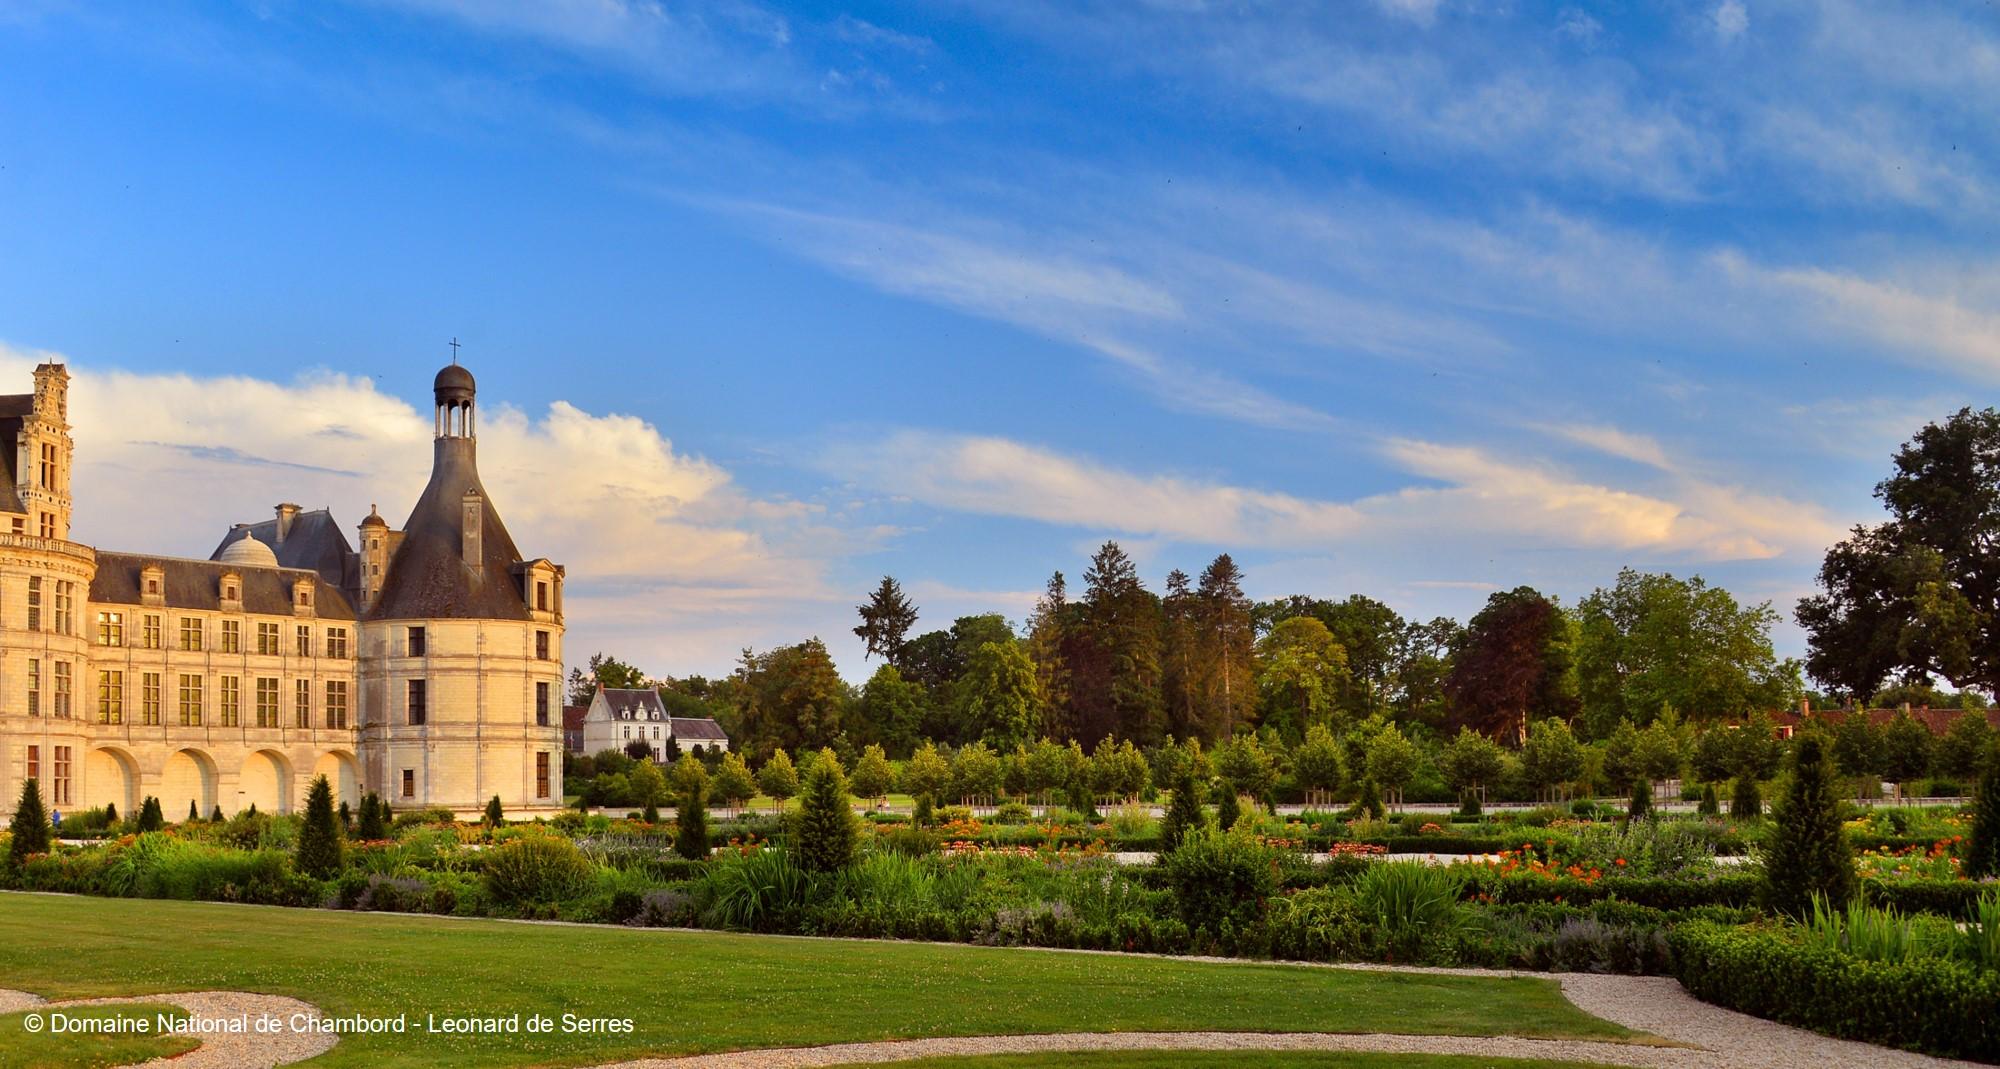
top-left (0, 986), bottom-right (335, 1067)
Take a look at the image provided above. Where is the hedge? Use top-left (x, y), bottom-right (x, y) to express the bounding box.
top-left (1460, 871), bottom-right (1764, 910)
top-left (1861, 879), bottom-right (1993, 920)
top-left (1669, 921), bottom-right (2000, 1062)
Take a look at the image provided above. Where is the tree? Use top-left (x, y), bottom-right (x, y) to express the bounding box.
top-left (1798, 407), bottom-right (2000, 697)
top-left (1634, 715), bottom-right (1687, 791)
top-left (356, 792), bottom-right (388, 840)
top-left (856, 665), bottom-right (925, 759)
top-left (295, 775), bottom-right (344, 880)
top-left (1440, 727), bottom-right (1504, 805)
top-left (1968, 745), bottom-right (2000, 879)
top-left (1072, 542), bottom-right (1164, 744)
top-left (1878, 708), bottom-right (1934, 800)
top-left (950, 741), bottom-right (1004, 804)
top-left (1628, 777), bottom-right (1652, 820)
top-left (1575, 568), bottom-right (1800, 737)
top-left (670, 753), bottom-right (709, 800)
top-left (8, 778), bottom-right (50, 863)
top-left (136, 796), bottom-right (164, 834)
top-left (1089, 737), bottom-right (1150, 803)
top-left (1161, 569), bottom-right (1201, 741)
top-left (1364, 722), bottom-right (1420, 810)
top-left (793, 749), bottom-right (858, 872)
top-left (1291, 724), bottom-right (1345, 807)
top-left (1831, 709), bottom-right (1881, 798)
top-left (1212, 733), bottom-right (1278, 808)
top-left (1691, 726), bottom-right (1735, 784)
top-left (900, 741), bottom-right (951, 803)
top-left (711, 752), bottom-right (756, 814)
top-left (483, 795), bottom-right (503, 828)
top-left (853, 576), bottom-right (920, 667)
top-left (732, 639), bottom-right (849, 759)
top-left (628, 760), bottom-right (670, 812)
top-left (1025, 572), bottom-right (1075, 739)
top-left (1937, 710), bottom-right (1996, 782)
top-left (567, 652), bottom-right (649, 706)
top-left (1446, 587), bottom-right (1577, 743)
top-left (1763, 737), bottom-right (1855, 916)
top-left (1601, 719), bottom-right (1643, 791)
top-left (850, 744), bottom-right (894, 805)
top-left (1196, 555), bottom-right (1256, 740)
top-left (756, 749), bottom-right (798, 810)
top-left (623, 739), bottom-right (653, 762)
top-left (1521, 718), bottom-right (1584, 803)
top-left (1254, 617), bottom-right (1349, 742)
top-left (675, 779), bottom-right (710, 861)
top-left (1159, 764), bottom-right (1206, 852)
top-left (1023, 737), bottom-right (1070, 806)
top-left (958, 641), bottom-right (1042, 751)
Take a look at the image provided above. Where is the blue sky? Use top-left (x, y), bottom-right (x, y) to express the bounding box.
top-left (2, 0), bottom-right (1996, 681)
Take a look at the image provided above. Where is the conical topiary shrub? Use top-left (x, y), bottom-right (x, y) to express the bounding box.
top-left (1763, 736), bottom-right (1854, 917)
top-left (136, 796), bottom-right (164, 833)
top-left (8, 778), bottom-right (51, 863)
top-left (1730, 776), bottom-right (1761, 819)
top-left (793, 750), bottom-right (857, 872)
top-left (1159, 766), bottom-right (1206, 853)
top-left (295, 774), bottom-right (344, 880)
top-left (1628, 778), bottom-right (1652, 820)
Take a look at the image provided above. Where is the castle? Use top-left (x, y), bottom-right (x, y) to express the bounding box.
top-left (0, 361), bottom-right (566, 819)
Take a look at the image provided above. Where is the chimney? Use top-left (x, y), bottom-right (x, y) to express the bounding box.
top-left (1799, 697), bottom-right (1810, 717)
top-left (460, 488), bottom-right (483, 574)
top-left (275, 502), bottom-right (301, 544)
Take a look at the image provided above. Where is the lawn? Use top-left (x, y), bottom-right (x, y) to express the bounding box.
top-left (831, 1054), bottom-right (1629, 1069)
top-left (0, 1004), bottom-right (196, 1069)
top-left (0, 893), bottom-right (1638, 1068)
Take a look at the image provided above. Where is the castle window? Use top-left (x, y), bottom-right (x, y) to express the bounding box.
top-left (295, 679), bottom-right (311, 728)
top-left (401, 769), bottom-right (415, 799)
top-left (27, 658), bottom-right (39, 716)
top-left (26, 745), bottom-right (38, 782)
top-left (53, 661), bottom-right (70, 718)
top-left (39, 442), bottom-right (55, 490)
top-left (51, 746), bottom-right (70, 806)
top-left (536, 581), bottom-right (548, 611)
top-left (326, 680), bottom-right (348, 730)
top-left (535, 681), bottom-right (550, 726)
top-left (177, 674), bottom-right (202, 726)
top-left (325, 627), bottom-right (348, 659)
top-left (407, 626), bottom-right (426, 657)
top-left (296, 625), bottom-right (312, 657)
top-left (54, 581), bottom-right (72, 634)
top-left (298, 587), bottom-right (312, 609)
top-left (219, 676), bottom-right (240, 727)
top-left (179, 617), bottom-right (203, 652)
top-left (535, 630), bottom-right (550, 660)
top-left (621, 725), bottom-right (630, 740)
top-left (10, 517), bottom-right (21, 534)
top-left (39, 511), bottom-right (54, 538)
top-left (223, 583), bottom-right (237, 601)
top-left (96, 611), bottom-right (123, 647)
top-left (141, 673), bottom-right (161, 725)
top-left (142, 614), bottom-right (162, 649)
top-left (255, 677), bottom-right (278, 727)
top-left (407, 679), bottom-right (426, 725)
top-left (536, 752), bottom-right (551, 798)
top-left (221, 619), bottom-right (240, 654)
top-left (26, 577), bottom-right (40, 631)
top-left (98, 670), bottom-right (123, 724)
top-left (256, 621), bottom-right (279, 655)
top-left (146, 577), bottom-right (158, 595)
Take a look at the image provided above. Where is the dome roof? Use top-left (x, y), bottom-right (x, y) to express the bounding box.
top-left (218, 535), bottom-right (280, 568)
top-left (434, 363), bottom-right (475, 404)
top-left (360, 503), bottom-right (388, 528)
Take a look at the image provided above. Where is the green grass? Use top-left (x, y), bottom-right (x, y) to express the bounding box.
top-left (0, 893), bottom-right (1638, 1068)
top-left (0, 1004), bottom-right (197, 1069)
top-left (830, 1054), bottom-right (1628, 1069)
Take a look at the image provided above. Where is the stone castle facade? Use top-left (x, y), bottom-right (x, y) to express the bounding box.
top-left (0, 361), bottom-right (565, 819)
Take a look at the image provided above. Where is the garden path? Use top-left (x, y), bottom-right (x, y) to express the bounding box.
top-left (0, 987), bottom-right (335, 1068)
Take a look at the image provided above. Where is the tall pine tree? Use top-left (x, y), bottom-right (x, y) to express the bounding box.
top-left (1196, 555), bottom-right (1255, 740)
top-left (1076, 542), bottom-right (1163, 744)
top-left (1026, 571), bottom-right (1075, 739)
top-left (853, 576), bottom-right (919, 668)
top-left (8, 778), bottom-right (51, 863)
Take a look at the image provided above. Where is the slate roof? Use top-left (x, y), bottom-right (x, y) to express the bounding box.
top-left (0, 392), bottom-right (38, 515)
top-left (210, 509), bottom-right (356, 592)
top-left (597, 687), bottom-right (667, 720)
top-left (90, 551), bottom-right (358, 620)
top-left (562, 705), bottom-right (589, 732)
top-left (367, 435), bottom-right (532, 621)
top-left (669, 717), bottom-right (729, 742)
top-left (1771, 707), bottom-right (2000, 736)
top-left (0, 393), bottom-right (35, 418)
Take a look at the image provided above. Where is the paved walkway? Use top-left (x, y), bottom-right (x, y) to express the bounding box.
top-left (0, 987), bottom-right (334, 1068)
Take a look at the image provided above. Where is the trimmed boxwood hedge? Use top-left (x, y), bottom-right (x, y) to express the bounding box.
top-left (1670, 920), bottom-right (2000, 1062)
top-left (1460, 871), bottom-right (1764, 910)
top-left (1860, 878), bottom-right (1993, 920)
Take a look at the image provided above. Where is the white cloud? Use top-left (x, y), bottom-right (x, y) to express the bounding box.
top-left (1722, 255), bottom-right (2000, 380)
top-left (1534, 423), bottom-right (1673, 469)
top-left (1713, 0), bottom-right (1748, 42)
top-left (0, 343), bottom-right (856, 676)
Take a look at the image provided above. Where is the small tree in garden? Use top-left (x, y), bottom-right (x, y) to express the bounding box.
top-left (103, 801), bottom-right (118, 826)
top-left (1967, 744), bottom-right (2000, 879)
top-left (1292, 724), bottom-right (1344, 808)
top-left (951, 741), bottom-right (1004, 807)
top-left (1627, 777), bottom-right (1651, 820)
top-left (850, 744), bottom-right (893, 807)
top-left (136, 796), bottom-right (164, 833)
top-left (9, 778), bottom-right (51, 863)
top-left (624, 738), bottom-right (653, 762)
top-left (793, 749), bottom-right (857, 872)
top-left (210, 804), bottom-right (224, 822)
top-left (711, 752), bottom-right (756, 816)
top-left (1364, 722), bottom-right (1420, 811)
top-left (1440, 728), bottom-right (1503, 810)
top-left (484, 795), bottom-right (504, 828)
top-left (1215, 785), bottom-right (1242, 831)
top-left (1763, 736), bottom-right (1854, 916)
top-left (1159, 764), bottom-right (1206, 852)
top-left (1024, 737), bottom-right (1070, 807)
top-left (1354, 776), bottom-right (1384, 820)
top-left (675, 780), bottom-right (710, 861)
top-left (1697, 782), bottom-right (1720, 816)
top-left (337, 800), bottom-right (352, 831)
top-left (1522, 719), bottom-right (1584, 803)
top-left (295, 774), bottom-right (344, 880)
top-left (1730, 776), bottom-right (1761, 819)
top-left (756, 749), bottom-right (798, 811)
top-left (899, 742), bottom-right (950, 805)
top-left (355, 792), bottom-right (388, 840)
top-left (1937, 710), bottom-right (1995, 783)
top-left (1879, 708), bottom-right (1934, 801)
top-left (912, 792), bottom-right (935, 827)
top-left (188, 800), bottom-right (200, 823)
top-left (1832, 708), bottom-right (1881, 801)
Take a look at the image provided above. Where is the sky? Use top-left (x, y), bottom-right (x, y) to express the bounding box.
top-left (1, 0), bottom-right (1996, 684)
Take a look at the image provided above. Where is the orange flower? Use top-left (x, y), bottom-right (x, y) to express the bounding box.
top-left (1614, 857), bottom-right (1627, 866)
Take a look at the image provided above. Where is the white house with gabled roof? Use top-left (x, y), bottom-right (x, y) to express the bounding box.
top-left (578, 684), bottom-right (729, 761)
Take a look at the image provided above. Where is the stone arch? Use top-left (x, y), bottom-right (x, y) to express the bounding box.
top-left (84, 746), bottom-right (140, 816)
top-left (160, 749), bottom-right (218, 821)
top-left (239, 750), bottom-right (294, 815)
top-left (310, 750), bottom-right (361, 808)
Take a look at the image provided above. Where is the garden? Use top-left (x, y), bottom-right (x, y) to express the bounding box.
top-left (6, 719), bottom-right (2000, 1063)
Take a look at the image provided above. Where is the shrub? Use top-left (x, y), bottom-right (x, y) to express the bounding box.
top-left (1264, 886), bottom-right (1367, 961)
top-left (483, 836), bottom-right (595, 907)
top-left (1159, 767), bottom-right (1205, 854)
top-left (484, 796), bottom-right (504, 828)
top-left (1670, 920), bottom-right (2000, 1061)
top-left (355, 793), bottom-right (389, 841)
top-left (136, 797), bottom-right (164, 834)
top-left (1353, 861), bottom-right (1466, 962)
top-left (1697, 783), bottom-right (1720, 816)
top-left (1215, 789), bottom-right (1242, 832)
top-left (793, 750), bottom-right (858, 873)
top-left (8, 778), bottom-right (51, 864)
top-left (675, 783), bottom-right (710, 862)
top-left (701, 848), bottom-right (812, 931)
top-left (1627, 779), bottom-right (1651, 820)
top-left (1157, 827), bottom-right (1279, 938)
top-left (912, 793), bottom-right (935, 828)
top-left (993, 800), bottom-right (1032, 825)
top-left (294, 775), bottom-right (344, 880)
top-left (1763, 737), bottom-right (1854, 918)
top-left (1731, 776), bottom-right (1761, 819)
top-left (1969, 749), bottom-right (2000, 880)
top-left (1862, 879), bottom-right (1995, 920)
